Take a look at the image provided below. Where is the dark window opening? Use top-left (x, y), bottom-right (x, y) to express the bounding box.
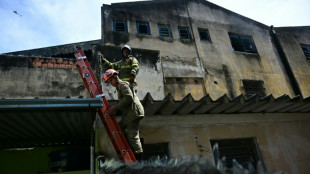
top-left (242, 80), bottom-right (265, 97)
top-left (158, 24), bottom-right (172, 38)
top-left (198, 28), bottom-right (211, 41)
top-left (229, 33), bottom-right (257, 53)
top-left (113, 20), bottom-right (127, 33)
top-left (143, 142), bottom-right (170, 161)
top-left (211, 138), bottom-right (264, 171)
top-left (137, 21), bottom-right (150, 35)
top-left (301, 44), bottom-right (310, 60)
top-left (178, 27), bottom-right (191, 40)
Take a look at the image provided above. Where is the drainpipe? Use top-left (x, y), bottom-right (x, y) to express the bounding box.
top-left (90, 113), bottom-right (96, 174)
top-left (184, 0), bottom-right (207, 81)
top-left (269, 25), bottom-right (302, 97)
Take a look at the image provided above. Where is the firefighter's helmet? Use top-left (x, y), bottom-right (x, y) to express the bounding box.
top-left (103, 69), bottom-right (118, 82)
top-left (121, 45), bottom-right (132, 54)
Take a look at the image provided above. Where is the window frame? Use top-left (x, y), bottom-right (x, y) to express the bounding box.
top-left (300, 44), bottom-right (310, 60)
top-left (242, 79), bottom-right (266, 98)
top-left (198, 28), bottom-right (211, 42)
top-left (178, 26), bottom-right (191, 40)
top-left (113, 19), bottom-right (128, 33)
top-left (158, 24), bottom-right (172, 38)
top-left (136, 21), bottom-right (151, 35)
top-left (229, 33), bottom-right (257, 54)
top-left (210, 138), bottom-right (265, 171)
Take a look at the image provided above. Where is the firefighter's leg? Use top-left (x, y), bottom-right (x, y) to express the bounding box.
top-left (126, 119), bottom-right (143, 154)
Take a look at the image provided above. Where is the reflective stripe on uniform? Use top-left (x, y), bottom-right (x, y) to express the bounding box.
top-left (121, 78), bottom-right (130, 81)
top-left (120, 65), bottom-right (132, 69)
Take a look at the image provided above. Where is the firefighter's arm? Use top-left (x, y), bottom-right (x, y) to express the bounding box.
top-left (130, 58), bottom-right (139, 83)
top-left (98, 52), bottom-right (121, 70)
top-left (115, 83), bottom-right (133, 109)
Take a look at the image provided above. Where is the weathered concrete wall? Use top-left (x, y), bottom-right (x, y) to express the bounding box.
top-left (274, 27), bottom-right (310, 97)
top-left (93, 45), bottom-right (164, 100)
top-left (0, 55), bottom-right (88, 98)
top-left (101, 0), bottom-right (300, 100)
top-left (138, 113), bottom-right (310, 174)
top-left (186, 0), bottom-right (295, 99)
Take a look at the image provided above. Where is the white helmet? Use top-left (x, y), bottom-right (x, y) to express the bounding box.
top-left (121, 45), bottom-right (132, 54)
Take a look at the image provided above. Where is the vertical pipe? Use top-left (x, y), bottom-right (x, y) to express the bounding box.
top-left (90, 113), bottom-right (96, 174)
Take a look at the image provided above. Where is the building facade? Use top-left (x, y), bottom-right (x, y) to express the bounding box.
top-left (0, 0), bottom-right (310, 174)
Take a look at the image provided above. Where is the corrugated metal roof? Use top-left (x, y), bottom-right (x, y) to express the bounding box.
top-left (141, 93), bottom-right (310, 115)
top-left (0, 98), bottom-right (103, 149)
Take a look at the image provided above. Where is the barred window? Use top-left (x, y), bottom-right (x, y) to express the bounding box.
top-left (198, 28), bottom-right (211, 41)
top-left (113, 20), bottom-right (127, 33)
top-left (301, 44), bottom-right (310, 60)
top-left (178, 26), bottom-right (191, 40)
top-left (158, 24), bottom-right (172, 38)
top-left (137, 21), bottom-right (150, 35)
top-left (242, 80), bottom-right (265, 97)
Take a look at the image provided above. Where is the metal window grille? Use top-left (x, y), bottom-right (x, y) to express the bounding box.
top-left (211, 138), bottom-right (264, 170)
top-left (178, 27), bottom-right (191, 40)
top-left (198, 29), bottom-right (211, 41)
top-left (301, 44), bottom-right (310, 60)
top-left (137, 22), bottom-right (150, 35)
top-left (143, 142), bottom-right (170, 160)
top-left (113, 20), bottom-right (127, 33)
top-left (159, 25), bottom-right (172, 38)
top-left (242, 80), bottom-right (265, 97)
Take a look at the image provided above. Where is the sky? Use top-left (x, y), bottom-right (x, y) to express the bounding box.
top-left (0, 0), bottom-right (309, 54)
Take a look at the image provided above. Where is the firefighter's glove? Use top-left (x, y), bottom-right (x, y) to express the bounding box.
top-left (129, 75), bottom-right (135, 83)
top-left (108, 106), bottom-right (117, 115)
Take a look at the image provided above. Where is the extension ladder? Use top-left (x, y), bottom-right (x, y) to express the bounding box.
top-left (74, 46), bottom-right (136, 165)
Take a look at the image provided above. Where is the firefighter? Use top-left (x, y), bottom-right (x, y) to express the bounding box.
top-left (103, 69), bottom-right (144, 161)
top-left (100, 45), bottom-right (139, 93)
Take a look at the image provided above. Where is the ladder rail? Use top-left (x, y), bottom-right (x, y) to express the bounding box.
top-left (74, 46), bottom-right (136, 165)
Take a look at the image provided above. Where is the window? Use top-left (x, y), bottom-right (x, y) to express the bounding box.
top-left (178, 26), bottom-right (191, 40)
top-left (136, 21), bottom-right (150, 35)
top-left (198, 28), bottom-right (211, 41)
top-left (158, 24), bottom-right (172, 38)
top-left (143, 142), bottom-right (170, 160)
top-left (301, 44), bottom-right (310, 60)
top-left (211, 138), bottom-right (265, 170)
top-left (229, 33), bottom-right (257, 53)
top-left (113, 19), bottom-right (127, 33)
top-left (242, 80), bottom-right (265, 97)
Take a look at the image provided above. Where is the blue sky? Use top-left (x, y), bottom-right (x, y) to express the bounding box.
top-left (0, 0), bottom-right (309, 53)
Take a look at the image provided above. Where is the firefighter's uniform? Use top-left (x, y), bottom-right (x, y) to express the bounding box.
top-left (102, 56), bottom-right (139, 92)
top-left (114, 80), bottom-right (144, 154)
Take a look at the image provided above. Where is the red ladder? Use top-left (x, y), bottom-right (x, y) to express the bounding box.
top-left (74, 46), bottom-right (136, 165)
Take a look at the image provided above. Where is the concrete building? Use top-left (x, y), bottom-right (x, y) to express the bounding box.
top-left (1, 0), bottom-right (310, 174)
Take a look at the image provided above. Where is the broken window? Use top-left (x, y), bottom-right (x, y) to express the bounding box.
top-left (242, 80), bottom-right (265, 97)
top-left (158, 24), bottom-right (172, 38)
top-left (113, 19), bottom-right (127, 33)
top-left (143, 142), bottom-right (170, 160)
top-left (210, 138), bottom-right (265, 170)
top-left (229, 33), bottom-right (257, 53)
top-left (136, 21), bottom-right (150, 35)
top-left (301, 44), bottom-right (310, 60)
top-left (178, 26), bottom-right (191, 40)
top-left (198, 28), bottom-right (211, 41)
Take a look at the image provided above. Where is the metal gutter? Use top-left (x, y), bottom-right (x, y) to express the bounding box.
top-left (0, 98), bottom-right (103, 110)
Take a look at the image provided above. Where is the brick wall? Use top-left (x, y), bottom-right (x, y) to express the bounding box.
top-left (30, 57), bottom-right (79, 69)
